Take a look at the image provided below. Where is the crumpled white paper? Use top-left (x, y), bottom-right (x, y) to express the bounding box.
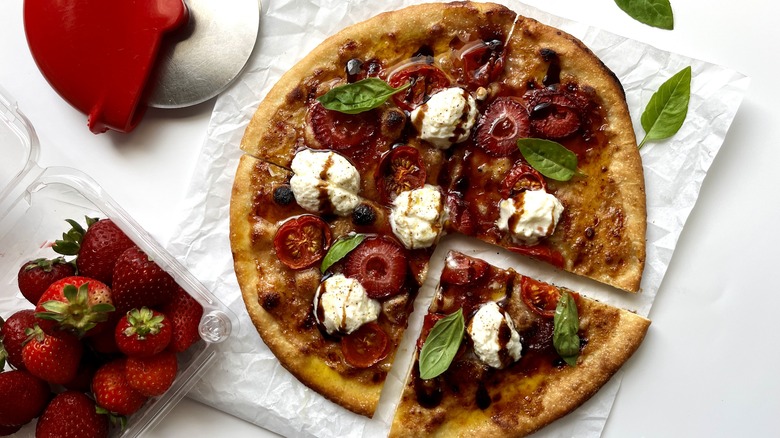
top-left (166, 0), bottom-right (749, 437)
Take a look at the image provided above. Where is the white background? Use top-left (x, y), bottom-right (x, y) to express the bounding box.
top-left (0, 0), bottom-right (777, 437)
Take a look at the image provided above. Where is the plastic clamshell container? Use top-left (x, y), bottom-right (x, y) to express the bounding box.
top-left (0, 86), bottom-right (237, 436)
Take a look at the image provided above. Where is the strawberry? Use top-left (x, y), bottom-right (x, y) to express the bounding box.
top-left (0, 424), bottom-right (22, 436)
top-left (36, 391), bottom-right (109, 438)
top-left (53, 217), bottom-right (135, 285)
top-left (126, 351), bottom-right (178, 396)
top-left (115, 308), bottom-right (172, 357)
top-left (17, 257), bottom-right (76, 305)
top-left (35, 276), bottom-right (115, 337)
top-left (161, 286), bottom-right (204, 352)
top-left (91, 359), bottom-right (147, 416)
top-left (0, 309), bottom-right (37, 370)
top-left (22, 325), bottom-right (83, 385)
top-left (112, 246), bottom-right (176, 313)
top-left (0, 370), bottom-right (50, 427)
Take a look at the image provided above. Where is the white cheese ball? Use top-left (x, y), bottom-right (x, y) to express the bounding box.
top-left (410, 87), bottom-right (478, 150)
top-left (313, 274), bottom-right (380, 335)
top-left (467, 301), bottom-right (523, 369)
top-left (496, 189), bottom-right (564, 245)
top-left (389, 184), bottom-right (446, 249)
top-left (290, 149), bottom-right (361, 216)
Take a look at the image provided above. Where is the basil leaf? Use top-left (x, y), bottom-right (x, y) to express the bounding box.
top-left (614, 0), bottom-right (674, 30)
top-left (419, 309), bottom-right (464, 380)
top-left (317, 78), bottom-right (410, 114)
top-left (639, 66), bottom-right (692, 148)
top-left (518, 138), bottom-right (581, 182)
top-left (553, 291), bottom-right (580, 366)
top-left (320, 234), bottom-right (366, 273)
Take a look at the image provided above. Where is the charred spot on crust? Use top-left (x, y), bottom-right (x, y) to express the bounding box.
top-left (286, 85), bottom-right (306, 104)
top-left (340, 39), bottom-right (358, 53)
top-left (414, 45), bottom-right (434, 58)
top-left (539, 48), bottom-right (558, 62)
top-left (260, 292), bottom-right (281, 311)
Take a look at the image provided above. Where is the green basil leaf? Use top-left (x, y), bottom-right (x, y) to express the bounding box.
top-left (518, 138), bottom-right (581, 182)
top-left (553, 291), bottom-right (580, 366)
top-left (320, 234), bottom-right (366, 273)
top-left (614, 0), bottom-right (674, 30)
top-left (639, 66), bottom-right (692, 148)
top-left (419, 309), bottom-right (464, 380)
top-left (317, 78), bottom-right (410, 114)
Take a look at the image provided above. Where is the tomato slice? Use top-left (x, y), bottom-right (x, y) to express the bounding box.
top-left (441, 251), bottom-right (489, 285)
top-left (457, 39), bottom-right (505, 89)
top-left (475, 97), bottom-right (531, 157)
top-left (508, 245), bottom-right (565, 269)
top-left (344, 237), bottom-right (407, 298)
top-left (376, 146), bottom-right (427, 204)
top-left (307, 101), bottom-right (379, 150)
top-left (500, 162), bottom-right (547, 197)
top-left (387, 63), bottom-right (451, 111)
top-left (519, 276), bottom-right (562, 318)
top-left (273, 215), bottom-right (332, 270)
top-left (341, 322), bottom-right (390, 368)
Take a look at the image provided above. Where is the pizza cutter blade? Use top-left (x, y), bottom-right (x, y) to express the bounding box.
top-left (23, 0), bottom-right (260, 133)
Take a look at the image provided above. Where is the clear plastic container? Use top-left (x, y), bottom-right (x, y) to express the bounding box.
top-left (0, 86), bottom-right (237, 436)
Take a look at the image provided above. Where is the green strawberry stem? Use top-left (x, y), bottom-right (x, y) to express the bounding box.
top-left (124, 308), bottom-right (165, 339)
top-left (37, 283), bottom-right (115, 337)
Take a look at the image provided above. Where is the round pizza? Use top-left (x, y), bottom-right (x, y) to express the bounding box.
top-left (229, 1), bottom-right (648, 433)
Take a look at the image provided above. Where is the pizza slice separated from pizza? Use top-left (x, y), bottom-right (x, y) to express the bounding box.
top-left (390, 251), bottom-right (650, 437)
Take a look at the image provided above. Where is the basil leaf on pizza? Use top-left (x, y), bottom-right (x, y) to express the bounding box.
top-left (419, 309), bottom-right (464, 380)
top-left (317, 78), bottom-right (411, 114)
top-left (518, 138), bottom-right (581, 181)
top-left (614, 0), bottom-right (674, 30)
top-left (553, 291), bottom-right (580, 366)
top-left (321, 234), bottom-right (366, 273)
top-left (639, 66), bottom-right (692, 148)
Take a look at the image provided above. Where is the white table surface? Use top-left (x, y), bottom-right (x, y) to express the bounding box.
top-left (1, 0), bottom-right (777, 436)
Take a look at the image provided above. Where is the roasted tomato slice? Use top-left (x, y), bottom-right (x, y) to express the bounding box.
top-left (520, 276), bottom-right (562, 318)
top-left (341, 322), bottom-right (390, 368)
top-left (508, 245), bottom-right (565, 269)
top-left (475, 97), bottom-right (531, 157)
top-left (387, 63), bottom-right (451, 111)
top-left (526, 89), bottom-right (582, 139)
top-left (500, 162), bottom-right (547, 197)
top-left (344, 237), bottom-right (407, 298)
top-left (273, 215), bottom-right (332, 270)
top-left (457, 39), bottom-right (505, 89)
top-left (441, 252), bottom-right (489, 285)
top-left (307, 101), bottom-right (379, 150)
top-left (376, 146), bottom-right (427, 204)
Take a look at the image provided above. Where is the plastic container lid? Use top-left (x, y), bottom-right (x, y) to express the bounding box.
top-left (0, 86), bottom-right (237, 437)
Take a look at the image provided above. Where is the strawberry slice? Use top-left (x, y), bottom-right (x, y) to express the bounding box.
top-left (475, 97), bottom-right (531, 156)
top-left (441, 251), bottom-right (489, 285)
top-left (308, 101), bottom-right (379, 150)
top-left (344, 237), bottom-right (407, 299)
top-left (527, 89), bottom-right (582, 139)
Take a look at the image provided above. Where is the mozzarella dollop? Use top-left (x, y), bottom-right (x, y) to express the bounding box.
top-left (467, 302), bottom-right (523, 369)
top-left (410, 87), bottom-right (478, 150)
top-left (313, 274), bottom-right (380, 335)
top-left (496, 190), bottom-right (564, 245)
top-left (389, 184), bottom-right (446, 249)
top-left (290, 149), bottom-right (361, 216)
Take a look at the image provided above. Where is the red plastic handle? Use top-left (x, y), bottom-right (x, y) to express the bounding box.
top-left (24, 0), bottom-right (188, 133)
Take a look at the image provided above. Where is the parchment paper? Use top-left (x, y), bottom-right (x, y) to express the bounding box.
top-left (166, 0), bottom-right (749, 436)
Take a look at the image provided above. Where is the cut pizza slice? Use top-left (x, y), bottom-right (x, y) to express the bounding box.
top-left (390, 251), bottom-right (650, 437)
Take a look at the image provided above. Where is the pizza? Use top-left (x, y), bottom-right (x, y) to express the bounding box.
top-left (389, 251), bottom-right (650, 437)
top-left (229, 0), bottom-right (648, 429)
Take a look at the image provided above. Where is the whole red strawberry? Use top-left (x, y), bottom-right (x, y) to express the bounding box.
top-left (126, 351), bottom-right (178, 397)
top-left (115, 308), bottom-right (172, 357)
top-left (112, 246), bottom-right (176, 314)
top-left (22, 325), bottom-right (83, 385)
top-left (0, 370), bottom-right (50, 427)
top-left (17, 257), bottom-right (76, 305)
top-left (0, 309), bottom-right (37, 370)
top-left (161, 286), bottom-right (203, 352)
top-left (35, 276), bottom-right (115, 337)
top-left (91, 359), bottom-right (147, 416)
top-left (36, 391), bottom-right (109, 438)
top-left (53, 218), bottom-right (135, 285)
top-left (0, 424), bottom-right (22, 436)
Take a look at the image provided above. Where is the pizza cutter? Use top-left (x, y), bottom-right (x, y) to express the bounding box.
top-left (23, 0), bottom-right (260, 134)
